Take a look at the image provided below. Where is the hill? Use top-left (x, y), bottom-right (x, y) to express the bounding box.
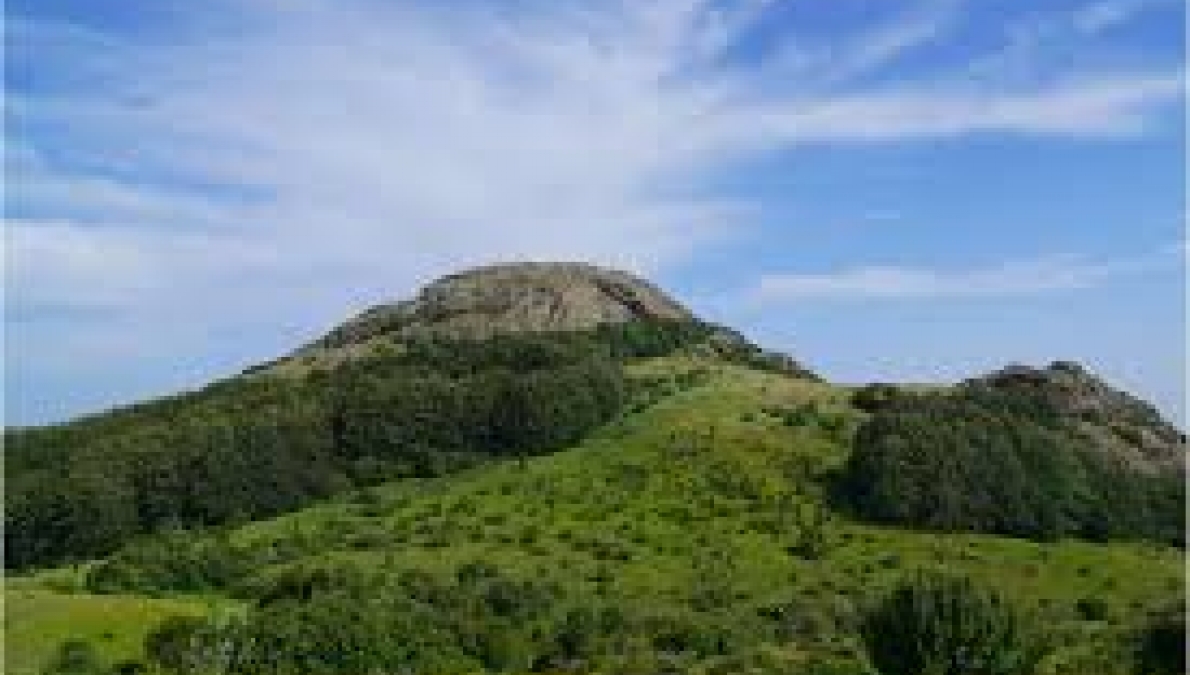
top-left (5, 263), bottom-right (1185, 675)
top-left (969, 361), bottom-right (1184, 473)
top-left (6, 264), bottom-right (814, 571)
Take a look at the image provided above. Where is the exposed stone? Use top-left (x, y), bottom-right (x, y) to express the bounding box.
top-left (297, 262), bottom-right (694, 354)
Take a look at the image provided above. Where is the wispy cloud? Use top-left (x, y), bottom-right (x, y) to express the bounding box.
top-left (741, 73), bottom-right (1183, 143)
top-left (750, 243), bottom-right (1184, 303)
top-left (1073, 0), bottom-right (1169, 35)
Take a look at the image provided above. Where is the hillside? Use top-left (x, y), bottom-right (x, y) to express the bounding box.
top-left (5, 264), bottom-right (1185, 675)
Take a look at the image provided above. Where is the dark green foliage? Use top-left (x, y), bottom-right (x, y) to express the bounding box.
top-left (6, 381), bottom-right (345, 570)
top-left (142, 564), bottom-right (764, 675)
top-left (1135, 602), bottom-right (1185, 675)
top-left (837, 388), bottom-right (1185, 544)
top-left (111, 661), bottom-right (148, 675)
top-left (860, 572), bottom-right (1047, 675)
top-left (85, 530), bottom-right (255, 595)
top-left (145, 616), bottom-right (209, 674)
top-left (849, 383), bottom-right (901, 413)
top-left (328, 357), bottom-right (624, 467)
top-left (1074, 597), bottom-right (1109, 622)
top-left (41, 639), bottom-right (104, 675)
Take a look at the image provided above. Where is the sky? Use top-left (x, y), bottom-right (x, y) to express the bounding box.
top-left (5, 0), bottom-right (1186, 426)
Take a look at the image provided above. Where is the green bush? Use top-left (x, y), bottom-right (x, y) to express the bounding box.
top-left (860, 572), bottom-right (1047, 675)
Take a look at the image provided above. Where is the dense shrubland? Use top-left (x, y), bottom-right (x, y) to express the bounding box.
top-left (838, 385), bottom-right (1184, 545)
top-left (41, 564), bottom-right (1182, 675)
top-left (138, 564), bottom-right (759, 675)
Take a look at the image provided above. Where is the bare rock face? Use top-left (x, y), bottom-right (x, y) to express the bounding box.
top-left (967, 361), bottom-right (1185, 473)
top-left (302, 262), bottom-right (696, 353)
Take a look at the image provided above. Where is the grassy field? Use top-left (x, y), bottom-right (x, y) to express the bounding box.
top-left (7, 357), bottom-right (1183, 673)
top-left (5, 588), bottom-right (210, 675)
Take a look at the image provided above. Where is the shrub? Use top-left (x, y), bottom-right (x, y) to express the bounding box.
top-left (787, 502), bottom-right (832, 561)
top-left (1075, 597), bottom-right (1110, 622)
top-left (849, 384), bottom-right (901, 413)
top-left (1135, 602), bottom-right (1186, 675)
top-left (85, 530), bottom-right (253, 595)
top-left (145, 615), bottom-right (209, 673)
top-left (41, 639), bottom-right (104, 675)
top-left (111, 661), bottom-right (148, 675)
top-left (860, 572), bottom-right (1047, 675)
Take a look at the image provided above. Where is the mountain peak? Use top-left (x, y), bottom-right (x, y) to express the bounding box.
top-left (300, 262), bottom-right (695, 355)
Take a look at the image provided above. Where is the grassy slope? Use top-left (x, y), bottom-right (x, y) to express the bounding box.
top-left (7, 357), bottom-right (1182, 672)
top-left (4, 587), bottom-right (209, 675)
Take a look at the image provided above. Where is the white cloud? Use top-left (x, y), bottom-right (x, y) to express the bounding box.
top-left (751, 245), bottom-right (1184, 303)
top-left (739, 73), bottom-right (1183, 143)
top-left (961, 0), bottom-right (1180, 87)
top-left (1073, 0), bottom-right (1166, 35)
top-left (814, 2), bottom-right (958, 85)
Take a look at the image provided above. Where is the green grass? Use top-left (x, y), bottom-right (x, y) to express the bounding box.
top-left (7, 356), bottom-right (1183, 672)
top-left (4, 589), bottom-right (210, 675)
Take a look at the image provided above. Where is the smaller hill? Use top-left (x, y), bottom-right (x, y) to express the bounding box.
top-left (966, 361), bottom-right (1185, 473)
top-left (840, 363), bottom-right (1185, 545)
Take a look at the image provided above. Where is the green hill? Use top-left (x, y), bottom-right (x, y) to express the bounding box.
top-left (9, 358), bottom-right (1183, 674)
top-left (5, 264), bottom-right (1183, 675)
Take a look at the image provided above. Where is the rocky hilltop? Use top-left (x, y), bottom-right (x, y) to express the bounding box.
top-left (966, 361), bottom-right (1185, 472)
top-left (300, 262), bottom-right (694, 355)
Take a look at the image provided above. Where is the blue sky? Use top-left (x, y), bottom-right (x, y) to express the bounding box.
top-left (6, 0), bottom-right (1186, 426)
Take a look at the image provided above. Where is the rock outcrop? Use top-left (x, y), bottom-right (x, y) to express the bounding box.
top-left (301, 262), bottom-right (695, 354)
top-left (247, 261), bottom-right (818, 378)
top-left (287, 263), bottom-right (694, 361)
top-left (966, 361), bottom-right (1185, 473)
